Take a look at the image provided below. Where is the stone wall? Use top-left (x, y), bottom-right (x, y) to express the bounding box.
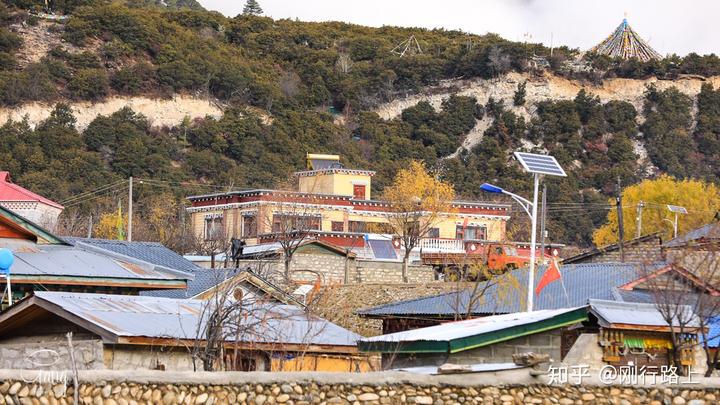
top-left (235, 255), bottom-right (435, 286)
top-left (665, 249), bottom-right (720, 278)
top-left (0, 336), bottom-right (103, 370)
top-left (104, 345), bottom-right (196, 371)
top-left (566, 235), bottom-right (664, 265)
top-left (384, 329), bottom-right (561, 370)
top-left (355, 260), bottom-right (434, 284)
top-left (1, 368), bottom-right (720, 405)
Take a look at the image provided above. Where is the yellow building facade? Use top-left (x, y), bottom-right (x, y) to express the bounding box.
top-left (187, 154), bottom-right (510, 248)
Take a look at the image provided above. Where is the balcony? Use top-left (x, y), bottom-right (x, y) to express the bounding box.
top-left (418, 238), bottom-right (466, 253)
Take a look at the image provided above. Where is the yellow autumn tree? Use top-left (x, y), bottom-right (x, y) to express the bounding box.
top-left (383, 160), bottom-right (455, 282)
top-left (94, 209), bottom-right (127, 240)
top-left (593, 175), bottom-right (720, 246)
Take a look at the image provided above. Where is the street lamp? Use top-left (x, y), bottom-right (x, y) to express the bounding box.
top-left (667, 205), bottom-right (687, 238)
top-left (480, 183), bottom-right (533, 219)
top-left (481, 152), bottom-right (566, 312)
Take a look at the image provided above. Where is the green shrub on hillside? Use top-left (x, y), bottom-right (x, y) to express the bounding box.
top-left (69, 68), bottom-right (109, 100)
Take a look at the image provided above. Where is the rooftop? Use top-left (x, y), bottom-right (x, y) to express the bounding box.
top-left (0, 291), bottom-right (362, 350)
top-left (358, 307), bottom-right (587, 353)
top-left (0, 172), bottom-right (63, 209)
top-left (64, 237), bottom-right (202, 274)
top-left (357, 262), bottom-right (649, 318)
top-left (664, 222), bottom-right (720, 248)
top-left (3, 242), bottom-right (193, 286)
top-left (589, 298), bottom-right (699, 330)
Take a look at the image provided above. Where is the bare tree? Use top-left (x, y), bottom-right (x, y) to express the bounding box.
top-left (260, 194), bottom-right (321, 282)
top-left (657, 236), bottom-right (720, 376)
top-left (643, 254), bottom-right (720, 376)
top-left (188, 267), bottom-right (335, 372)
top-left (336, 53), bottom-right (353, 74)
top-left (190, 232), bottom-right (230, 269)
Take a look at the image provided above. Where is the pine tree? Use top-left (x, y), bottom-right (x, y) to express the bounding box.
top-left (242, 0), bottom-right (263, 15)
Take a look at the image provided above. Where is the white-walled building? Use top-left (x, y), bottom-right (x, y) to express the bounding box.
top-left (0, 172), bottom-right (63, 230)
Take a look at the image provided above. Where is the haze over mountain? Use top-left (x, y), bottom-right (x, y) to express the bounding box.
top-left (2, 0), bottom-right (720, 247)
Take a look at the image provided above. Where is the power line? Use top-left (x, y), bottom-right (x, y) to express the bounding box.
top-left (63, 183), bottom-right (128, 208)
top-left (60, 180), bottom-right (127, 205)
top-left (134, 178), bottom-right (239, 191)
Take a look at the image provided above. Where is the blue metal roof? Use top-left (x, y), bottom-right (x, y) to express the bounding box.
top-left (358, 262), bottom-right (645, 317)
top-left (0, 242), bottom-right (191, 282)
top-left (705, 317), bottom-right (720, 347)
top-left (142, 268), bottom-right (242, 299)
top-left (64, 238), bottom-right (202, 274)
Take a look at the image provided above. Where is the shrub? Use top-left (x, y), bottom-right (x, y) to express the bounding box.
top-left (68, 68), bottom-right (109, 100)
top-left (111, 62), bottom-right (156, 94)
top-left (0, 29), bottom-right (21, 53)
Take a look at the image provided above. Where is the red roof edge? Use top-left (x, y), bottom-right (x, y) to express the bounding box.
top-left (0, 172), bottom-right (64, 210)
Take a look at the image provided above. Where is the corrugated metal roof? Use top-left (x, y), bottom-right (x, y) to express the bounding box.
top-left (358, 262), bottom-right (644, 317)
top-left (362, 307), bottom-right (584, 344)
top-left (7, 244), bottom-right (186, 280)
top-left (33, 291), bottom-right (361, 347)
top-left (589, 299), bottom-right (699, 328)
top-left (664, 223), bottom-right (720, 247)
top-left (64, 238), bottom-right (202, 274)
top-left (142, 268), bottom-right (242, 299)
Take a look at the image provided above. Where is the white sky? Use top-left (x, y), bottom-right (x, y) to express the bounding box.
top-left (198, 0), bottom-right (720, 56)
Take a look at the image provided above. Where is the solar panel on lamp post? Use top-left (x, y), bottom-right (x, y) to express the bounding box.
top-left (513, 152), bottom-right (566, 312)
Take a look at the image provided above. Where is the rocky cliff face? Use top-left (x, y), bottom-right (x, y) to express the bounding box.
top-left (0, 95), bottom-right (223, 129)
top-left (373, 71), bottom-right (720, 164)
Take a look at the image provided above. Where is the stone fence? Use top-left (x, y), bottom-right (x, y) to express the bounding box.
top-left (1, 368), bottom-right (720, 405)
top-left (236, 254), bottom-right (434, 285)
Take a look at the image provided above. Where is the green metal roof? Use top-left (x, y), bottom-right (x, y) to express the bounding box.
top-left (359, 307), bottom-right (588, 353)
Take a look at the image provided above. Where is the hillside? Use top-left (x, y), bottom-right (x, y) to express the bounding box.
top-left (2, 1), bottom-right (720, 248)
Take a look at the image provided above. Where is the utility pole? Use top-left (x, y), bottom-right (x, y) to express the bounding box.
top-left (87, 215), bottom-right (93, 238)
top-left (539, 184), bottom-right (547, 264)
top-left (635, 200), bottom-right (644, 238)
top-left (128, 177), bottom-right (133, 242)
top-left (616, 177), bottom-right (625, 262)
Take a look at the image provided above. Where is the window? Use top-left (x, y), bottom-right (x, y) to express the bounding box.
top-left (348, 221), bottom-right (366, 233)
top-left (242, 215), bottom-right (257, 238)
top-left (331, 221), bottom-right (345, 232)
top-left (353, 184), bottom-right (366, 199)
top-left (456, 225), bottom-right (487, 240)
top-left (427, 228), bottom-right (440, 238)
top-left (271, 214), bottom-right (320, 233)
top-left (204, 216), bottom-right (224, 240)
top-left (504, 247), bottom-right (518, 256)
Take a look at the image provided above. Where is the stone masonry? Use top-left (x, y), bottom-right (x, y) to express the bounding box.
top-left (236, 254), bottom-right (434, 285)
top-left (1, 368), bottom-right (720, 405)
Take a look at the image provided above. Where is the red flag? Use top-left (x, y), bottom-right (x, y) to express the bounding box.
top-left (535, 258), bottom-right (561, 295)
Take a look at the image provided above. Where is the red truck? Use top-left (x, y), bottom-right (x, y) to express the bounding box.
top-left (423, 242), bottom-right (552, 281)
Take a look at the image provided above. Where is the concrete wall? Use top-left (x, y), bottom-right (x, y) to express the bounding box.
top-left (383, 329), bottom-right (562, 370)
